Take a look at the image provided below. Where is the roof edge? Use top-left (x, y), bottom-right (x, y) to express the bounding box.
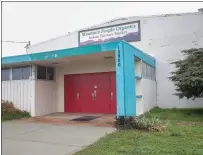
top-left (28, 11), bottom-right (202, 49)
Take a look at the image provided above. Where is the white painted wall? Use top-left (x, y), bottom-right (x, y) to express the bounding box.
top-left (55, 54), bottom-right (115, 112)
top-left (142, 79), bottom-right (157, 113)
top-left (27, 32), bottom-right (78, 54)
top-left (135, 79), bottom-right (143, 116)
top-left (26, 11), bottom-right (203, 109)
top-left (131, 13), bottom-right (203, 108)
top-left (1, 65), bottom-right (36, 116)
top-left (135, 79), bottom-right (156, 116)
top-left (2, 80), bottom-right (33, 113)
top-left (35, 80), bottom-right (56, 116)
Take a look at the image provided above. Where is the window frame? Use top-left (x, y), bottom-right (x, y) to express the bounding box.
top-left (37, 65), bottom-right (47, 80)
top-left (12, 66), bottom-right (31, 80)
top-left (36, 65), bottom-right (55, 81)
top-left (22, 66), bottom-right (31, 79)
top-left (2, 68), bottom-right (11, 81)
top-left (46, 67), bottom-right (54, 80)
top-left (142, 63), bottom-right (147, 78)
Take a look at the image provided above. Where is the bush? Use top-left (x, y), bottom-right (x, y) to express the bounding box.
top-left (115, 116), bottom-right (167, 132)
top-left (2, 100), bottom-right (31, 121)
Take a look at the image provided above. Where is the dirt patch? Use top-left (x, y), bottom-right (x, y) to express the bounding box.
top-left (176, 121), bottom-right (202, 127)
top-left (20, 113), bottom-right (116, 127)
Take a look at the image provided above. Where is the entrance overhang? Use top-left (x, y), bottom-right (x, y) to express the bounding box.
top-left (2, 41), bottom-right (156, 117)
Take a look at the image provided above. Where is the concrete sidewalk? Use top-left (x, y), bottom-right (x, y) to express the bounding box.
top-left (2, 121), bottom-right (116, 155)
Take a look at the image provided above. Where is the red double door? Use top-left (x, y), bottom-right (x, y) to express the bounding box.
top-left (64, 72), bottom-right (116, 114)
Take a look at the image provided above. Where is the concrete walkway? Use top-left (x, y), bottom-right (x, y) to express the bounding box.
top-left (2, 121), bottom-right (116, 155)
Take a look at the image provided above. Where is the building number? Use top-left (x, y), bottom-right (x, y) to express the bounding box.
top-left (117, 48), bottom-right (121, 67)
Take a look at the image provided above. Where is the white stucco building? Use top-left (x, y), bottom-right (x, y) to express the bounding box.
top-left (2, 9), bottom-right (203, 117)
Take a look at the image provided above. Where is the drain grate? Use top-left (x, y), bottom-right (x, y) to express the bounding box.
top-left (70, 116), bottom-right (100, 122)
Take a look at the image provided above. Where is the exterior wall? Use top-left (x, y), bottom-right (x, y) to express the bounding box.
top-left (135, 80), bottom-right (142, 116)
top-left (27, 32), bottom-right (78, 54)
top-left (35, 80), bottom-right (56, 116)
top-left (55, 55), bottom-right (115, 112)
top-left (130, 13), bottom-right (203, 108)
top-left (26, 11), bottom-right (203, 110)
top-left (136, 79), bottom-right (156, 115)
top-left (2, 80), bottom-right (33, 113)
top-left (1, 65), bottom-right (36, 116)
top-left (142, 79), bottom-right (157, 112)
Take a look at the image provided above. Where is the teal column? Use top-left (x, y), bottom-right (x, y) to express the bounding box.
top-left (115, 42), bottom-right (136, 117)
top-left (115, 43), bottom-right (125, 116)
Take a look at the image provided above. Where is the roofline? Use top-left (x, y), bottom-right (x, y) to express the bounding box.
top-left (28, 10), bottom-right (202, 49)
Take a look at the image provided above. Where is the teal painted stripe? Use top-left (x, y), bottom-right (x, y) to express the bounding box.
top-left (2, 41), bottom-right (120, 64)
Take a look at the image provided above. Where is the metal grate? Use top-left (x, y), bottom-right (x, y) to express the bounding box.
top-left (70, 116), bottom-right (101, 122)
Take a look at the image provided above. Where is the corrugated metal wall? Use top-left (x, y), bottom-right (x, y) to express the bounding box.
top-left (2, 80), bottom-right (33, 113)
top-left (35, 80), bottom-right (56, 116)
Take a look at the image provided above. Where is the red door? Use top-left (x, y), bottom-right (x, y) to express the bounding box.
top-left (64, 75), bottom-right (80, 113)
top-left (64, 72), bottom-right (116, 114)
top-left (109, 72), bottom-right (117, 113)
top-left (91, 73), bottom-right (111, 114)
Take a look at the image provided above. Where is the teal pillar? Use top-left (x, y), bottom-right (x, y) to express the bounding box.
top-left (115, 42), bottom-right (136, 117)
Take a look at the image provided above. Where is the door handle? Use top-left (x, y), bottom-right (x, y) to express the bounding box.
top-left (92, 91), bottom-right (97, 100)
top-left (92, 93), bottom-right (95, 100)
top-left (94, 91), bottom-right (97, 100)
top-left (110, 92), bottom-right (113, 100)
top-left (77, 93), bottom-right (80, 100)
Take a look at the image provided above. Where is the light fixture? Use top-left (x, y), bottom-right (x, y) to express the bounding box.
top-left (104, 56), bottom-right (114, 60)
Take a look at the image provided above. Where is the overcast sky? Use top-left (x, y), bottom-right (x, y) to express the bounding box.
top-left (2, 2), bottom-right (203, 57)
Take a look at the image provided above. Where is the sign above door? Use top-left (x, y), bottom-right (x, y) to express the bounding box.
top-left (78, 21), bottom-right (141, 46)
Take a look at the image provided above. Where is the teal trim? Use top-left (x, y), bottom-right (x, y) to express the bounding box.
top-left (2, 54), bottom-right (32, 64)
top-left (135, 75), bottom-right (142, 79)
top-left (122, 42), bottom-right (136, 116)
top-left (2, 41), bottom-right (120, 65)
top-left (115, 43), bottom-right (125, 116)
top-left (115, 42), bottom-right (136, 117)
top-left (122, 41), bottom-right (156, 68)
top-left (136, 95), bottom-right (143, 98)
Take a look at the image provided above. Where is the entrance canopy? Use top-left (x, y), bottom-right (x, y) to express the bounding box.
top-left (2, 41), bottom-right (156, 117)
top-left (2, 41), bottom-right (155, 67)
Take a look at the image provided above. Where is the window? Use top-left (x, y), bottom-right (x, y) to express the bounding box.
top-left (12, 66), bottom-right (31, 80)
top-left (12, 67), bottom-right (22, 80)
top-left (22, 66), bottom-right (31, 79)
top-left (142, 63), bottom-right (156, 81)
top-left (142, 63), bottom-right (147, 78)
top-left (153, 68), bottom-right (156, 80)
top-left (2, 68), bottom-right (10, 81)
top-left (146, 65), bottom-right (150, 79)
top-left (37, 65), bottom-right (54, 80)
top-left (150, 66), bottom-right (153, 80)
top-left (37, 66), bottom-right (46, 80)
top-left (47, 67), bottom-right (54, 80)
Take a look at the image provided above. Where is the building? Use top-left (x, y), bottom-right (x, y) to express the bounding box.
top-left (2, 9), bottom-right (203, 117)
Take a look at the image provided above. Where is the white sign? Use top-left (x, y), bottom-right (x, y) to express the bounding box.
top-left (79, 21), bottom-right (140, 46)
